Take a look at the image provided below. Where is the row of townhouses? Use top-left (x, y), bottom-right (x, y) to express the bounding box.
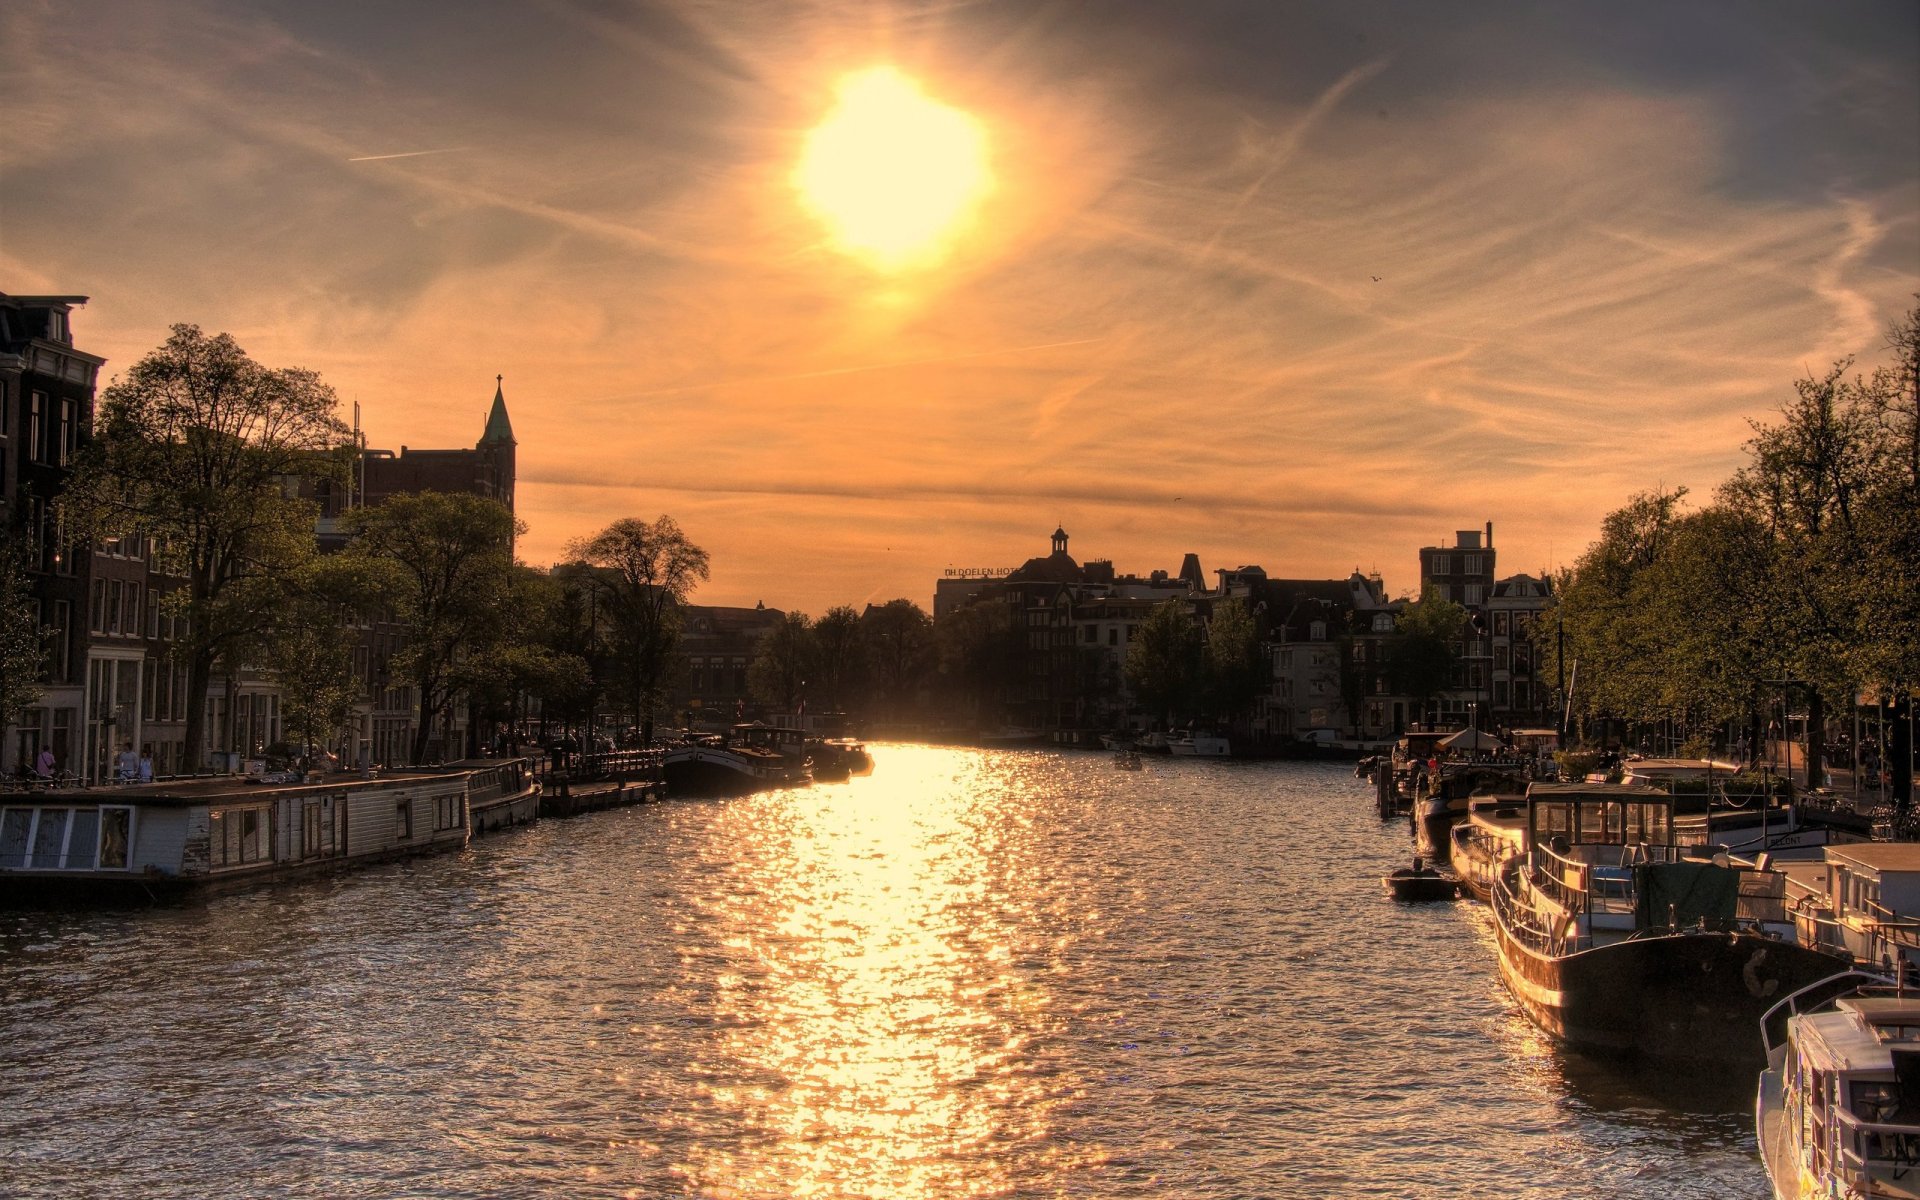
top-left (933, 524), bottom-right (1556, 739)
top-left (2, 293), bottom-right (518, 784)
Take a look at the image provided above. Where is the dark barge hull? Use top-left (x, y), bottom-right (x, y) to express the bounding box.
top-left (1493, 920), bottom-right (1851, 1065)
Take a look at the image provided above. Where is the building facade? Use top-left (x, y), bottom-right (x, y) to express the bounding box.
top-left (2, 294), bottom-right (102, 780)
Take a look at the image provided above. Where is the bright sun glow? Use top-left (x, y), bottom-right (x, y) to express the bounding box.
top-left (795, 67), bottom-right (993, 272)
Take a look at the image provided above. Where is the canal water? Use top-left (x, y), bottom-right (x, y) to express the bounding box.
top-left (1, 746), bottom-right (1764, 1198)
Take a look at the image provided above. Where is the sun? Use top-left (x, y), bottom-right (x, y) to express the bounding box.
top-left (794, 67), bottom-right (993, 272)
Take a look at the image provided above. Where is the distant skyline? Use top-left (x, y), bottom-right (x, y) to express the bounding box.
top-left (4, 0), bottom-right (1916, 613)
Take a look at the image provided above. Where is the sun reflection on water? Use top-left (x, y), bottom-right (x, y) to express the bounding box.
top-left (675, 746), bottom-right (1070, 1198)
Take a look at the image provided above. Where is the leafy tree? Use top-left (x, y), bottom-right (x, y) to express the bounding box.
top-left (342, 491), bottom-right (522, 763)
top-left (0, 535), bottom-right (45, 728)
top-left (811, 605), bottom-right (867, 715)
top-left (1390, 589), bottom-right (1466, 725)
top-left (568, 515), bottom-right (710, 745)
top-left (257, 556), bottom-right (381, 765)
top-left (1536, 488), bottom-right (1688, 739)
top-left (749, 610), bottom-right (817, 713)
top-left (1722, 361), bottom-right (1887, 784)
top-left (934, 598), bottom-right (1019, 723)
top-left (1124, 599), bottom-right (1202, 725)
top-left (1204, 597), bottom-right (1268, 726)
top-left (60, 325), bottom-right (350, 770)
top-left (860, 599), bottom-right (934, 717)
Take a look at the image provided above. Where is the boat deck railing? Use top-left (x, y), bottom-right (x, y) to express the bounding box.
top-left (1829, 1108), bottom-right (1920, 1192)
top-left (1494, 870), bottom-right (1588, 957)
top-left (542, 749), bottom-right (664, 787)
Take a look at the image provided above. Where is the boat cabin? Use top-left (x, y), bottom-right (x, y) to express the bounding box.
top-left (0, 765), bottom-right (519, 901)
top-left (1768, 992), bottom-right (1920, 1198)
top-left (1617, 758), bottom-right (1743, 790)
top-left (1792, 843), bottom-right (1920, 975)
top-left (1512, 783), bottom-right (1794, 947)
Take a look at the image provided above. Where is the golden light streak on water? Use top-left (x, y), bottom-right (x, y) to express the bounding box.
top-left (676, 747), bottom-right (1075, 1197)
top-left (0, 747), bottom-right (1773, 1199)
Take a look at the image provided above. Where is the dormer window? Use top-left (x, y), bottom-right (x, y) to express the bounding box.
top-left (1373, 613), bottom-right (1394, 632)
top-left (1309, 620), bottom-right (1326, 641)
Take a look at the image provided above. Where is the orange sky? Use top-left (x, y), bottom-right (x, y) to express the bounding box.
top-left (4, 1), bottom-right (1916, 613)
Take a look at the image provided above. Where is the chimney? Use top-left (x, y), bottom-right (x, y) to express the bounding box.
top-left (1486, 520), bottom-right (1494, 547)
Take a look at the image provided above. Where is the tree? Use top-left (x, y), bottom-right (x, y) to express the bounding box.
top-left (60, 325), bottom-right (350, 770)
top-left (0, 535), bottom-right (45, 728)
top-left (861, 599), bottom-right (934, 717)
top-left (1390, 590), bottom-right (1465, 725)
top-left (934, 598), bottom-right (1019, 724)
top-left (257, 555), bottom-right (381, 765)
top-left (568, 515), bottom-right (710, 745)
top-left (1722, 361), bottom-right (1887, 784)
top-left (1538, 487), bottom-right (1689, 740)
top-left (749, 610), bottom-right (817, 713)
top-left (1204, 597), bottom-right (1268, 727)
top-left (811, 605), bottom-right (867, 715)
top-left (1124, 599), bottom-right (1203, 725)
top-left (342, 491), bottom-right (522, 764)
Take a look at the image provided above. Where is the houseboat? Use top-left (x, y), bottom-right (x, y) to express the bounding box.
top-left (1758, 974), bottom-right (1920, 1200)
top-left (0, 759), bottom-right (536, 902)
top-left (461, 758), bottom-right (541, 833)
top-left (1413, 763), bottom-right (1530, 861)
top-left (1449, 795), bottom-right (1530, 902)
top-left (1167, 729), bottom-right (1231, 757)
top-left (1786, 843), bottom-right (1920, 976)
top-left (1491, 782), bottom-right (1851, 1064)
top-left (661, 724), bottom-right (811, 797)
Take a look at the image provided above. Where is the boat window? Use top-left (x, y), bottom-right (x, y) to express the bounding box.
top-left (1578, 803), bottom-right (1608, 843)
top-left (1534, 803), bottom-right (1571, 841)
top-left (98, 807), bottom-right (130, 869)
top-left (1851, 1081), bottom-right (1902, 1124)
top-left (29, 807), bottom-right (68, 868)
top-left (1626, 803), bottom-right (1669, 845)
top-left (210, 805), bottom-right (271, 868)
top-left (0, 808), bottom-right (30, 868)
top-left (66, 808), bottom-right (99, 869)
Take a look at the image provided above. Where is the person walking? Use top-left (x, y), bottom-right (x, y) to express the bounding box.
top-left (138, 746), bottom-right (155, 783)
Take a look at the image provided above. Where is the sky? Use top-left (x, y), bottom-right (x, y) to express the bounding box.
top-left (3, 0), bottom-right (1917, 614)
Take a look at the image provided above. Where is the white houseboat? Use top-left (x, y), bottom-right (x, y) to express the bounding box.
top-left (1758, 975), bottom-right (1920, 1200)
top-left (0, 760), bottom-right (537, 902)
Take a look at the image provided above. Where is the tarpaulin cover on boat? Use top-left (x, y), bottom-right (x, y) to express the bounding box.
top-left (1633, 861), bottom-right (1740, 928)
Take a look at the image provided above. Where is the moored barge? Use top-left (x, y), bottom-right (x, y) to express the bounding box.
top-left (0, 759), bottom-right (538, 903)
top-left (1491, 783), bottom-right (1851, 1065)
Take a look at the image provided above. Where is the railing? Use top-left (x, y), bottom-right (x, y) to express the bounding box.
top-left (1494, 871), bottom-right (1586, 957)
top-left (1759, 969), bottom-right (1894, 1055)
top-left (546, 749), bottom-right (664, 785)
top-left (1833, 1109), bottom-right (1920, 1192)
top-left (1531, 844), bottom-right (1591, 916)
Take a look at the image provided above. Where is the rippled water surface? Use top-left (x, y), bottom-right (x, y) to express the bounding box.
top-left (1, 747), bottom-right (1766, 1198)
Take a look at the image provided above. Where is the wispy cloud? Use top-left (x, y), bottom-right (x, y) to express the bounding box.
top-left (346, 147), bottom-right (468, 162)
top-left (4, 0), bottom-right (1915, 611)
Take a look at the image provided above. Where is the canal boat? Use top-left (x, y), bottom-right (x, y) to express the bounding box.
top-left (0, 760), bottom-right (537, 902)
top-left (661, 724), bottom-right (811, 797)
top-left (1384, 857), bottom-right (1460, 902)
top-left (805, 737), bottom-right (874, 782)
top-left (1167, 730), bottom-right (1230, 757)
top-left (1413, 764), bottom-right (1529, 861)
top-left (463, 758), bottom-right (542, 833)
top-left (1491, 783), bottom-right (1853, 1064)
top-left (1449, 795), bottom-right (1530, 903)
top-left (1757, 973), bottom-right (1920, 1200)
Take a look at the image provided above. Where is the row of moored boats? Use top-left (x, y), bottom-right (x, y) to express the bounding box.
top-left (1373, 753), bottom-right (1919, 1200)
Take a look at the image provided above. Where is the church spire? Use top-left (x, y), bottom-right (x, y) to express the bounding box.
top-left (480, 374), bottom-right (516, 445)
